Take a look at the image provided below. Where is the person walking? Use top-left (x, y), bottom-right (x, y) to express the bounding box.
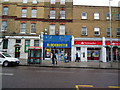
top-left (55, 53), bottom-right (58, 64)
top-left (64, 53), bottom-right (68, 63)
top-left (75, 52), bottom-right (79, 62)
top-left (51, 52), bottom-right (56, 64)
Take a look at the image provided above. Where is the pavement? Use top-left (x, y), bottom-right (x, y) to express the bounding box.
top-left (19, 59), bottom-right (120, 69)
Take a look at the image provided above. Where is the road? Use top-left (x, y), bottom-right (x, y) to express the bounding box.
top-left (1, 66), bottom-right (120, 89)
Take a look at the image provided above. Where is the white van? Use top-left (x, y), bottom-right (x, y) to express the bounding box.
top-left (0, 52), bottom-right (20, 67)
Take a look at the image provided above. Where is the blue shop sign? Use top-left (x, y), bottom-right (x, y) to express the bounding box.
top-left (43, 35), bottom-right (72, 48)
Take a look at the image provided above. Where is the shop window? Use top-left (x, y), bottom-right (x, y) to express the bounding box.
top-left (25, 40), bottom-right (30, 52)
top-left (31, 9), bottom-right (37, 17)
top-left (20, 23), bottom-right (26, 33)
top-left (59, 24), bottom-right (65, 35)
top-left (60, 0), bottom-right (65, 5)
top-left (116, 14), bottom-right (120, 20)
top-left (82, 27), bottom-right (87, 35)
top-left (34, 40), bottom-right (39, 46)
top-left (60, 10), bottom-right (65, 19)
top-left (3, 6), bottom-right (8, 15)
top-left (76, 47), bottom-right (81, 50)
top-left (1, 21), bottom-right (7, 32)
top-left (50, 0), bottom-right (56, 4)
top-left (49, 24), bottom-right (55, 35)
top-left (31, 23), bottom-right (36, 34)
top-left (50, 10), bottom-right (56, 19)
top-left (94, 27), bottom-right (100, 36)
top-left (16, 39), bottom-right (21, 43)
top-left (81, 12), bottom-right (87, 19)
top-left (3, 39), bottom-right (8, 49)
top-left (22, 9), bottom-right (27, 17)
top-left (116, 28), bottom-right (120, 36)
top-left (94, 13), bottom-right (100, 20)
top-left (23, 0), bottom-right (27, 3)
top-left (107, 28), bottom-right (110, 36)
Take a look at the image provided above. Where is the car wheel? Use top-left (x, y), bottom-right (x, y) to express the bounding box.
top-left (3, 61), bottom-right (9, 67)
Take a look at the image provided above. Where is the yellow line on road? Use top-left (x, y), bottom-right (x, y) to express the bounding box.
top-left (108, 86), bottom-right (120, 88)
top-left (75, 85), bottom-right (94, 90)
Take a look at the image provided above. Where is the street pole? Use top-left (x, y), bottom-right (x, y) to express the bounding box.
top-left (109, 0), bottom-right (113, 67)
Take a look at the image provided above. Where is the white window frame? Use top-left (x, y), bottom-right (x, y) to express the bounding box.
top-left (59, 24), bottom-right (65, 35)
top-left (3, 7), bottom-right (8, 15)
top-left (81, 12), bottom-right (87, 19)
top-left (60, 10), bottom-right (65, 19)
top-left (31, 9), bottom-right (37, 17)
top-left (31, 23), bottom-right (36, 34)
top-left (50, 10), bottom-right (56, 19)
top-left (82, 27), bottom-right (87, 35)
top-left (23, 0), bottom-right (27, 3)
top-left (60, 0), bottom-right (65, 5)
top-left (1, 21), bottom-right (7, 32)
top-left (20, 23), bottom-right (26, 34)
top-left (4, 0), bottom-right (9, 1)
top-left (22, 9), bottom-right (27, 17)
top-left (116, 28), bottom-right (120, 36)
top-left (94, 27), bottom-right (100, 36)
top-left (94, 13), bottom-right (100, 20)
top-left (32, 0), bottom-right (37, 4)
top-left (116, 14), bottom-right (120, 20)
top-left (50, 0), bottom-right (56, 4)
top-left (49, 24), bottom-right (55, 35)
top-left (107, 28), bottom-right (110, 36)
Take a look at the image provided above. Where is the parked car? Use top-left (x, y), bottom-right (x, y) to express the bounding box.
top-left (0, 52), bottom-right (20, 67)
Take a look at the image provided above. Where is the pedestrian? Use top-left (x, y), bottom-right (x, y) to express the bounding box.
top-left (64, 53), bottom-right (67, 63)
top-left (55, 53), bottom-right (58, 64)
top-left (51, 52), bottom-right (56, 64)
top-left (75, 52), bottom-right (79, 62)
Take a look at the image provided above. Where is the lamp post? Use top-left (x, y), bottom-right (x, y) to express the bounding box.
top-left (109, 0), bottom-right (113, 67)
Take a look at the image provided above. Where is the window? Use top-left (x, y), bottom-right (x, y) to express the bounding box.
top-left (60, 10), bottom-right (65, 19)
top-left (106, 13), bottom-right (110, 20)
top-left (23, 0), bottom-right (27, 3)
top-left (3, 39), bottom-right (8, 49)
top-left (94, 13), bottom-right (100, 20)
top-left (50, 10), bottom-right (56, 19)
top-left (20, 23), bottom-right (26, 33)
top-left (60, 0), bottom-right (65, 5)
top-left (94, 27), bottom-right (100, 36)
top-left (32, 9), bottom-right (37, 17)
top-left (50, 0), bottom-right (56, 4)
top-left (82, 27), bottom-right (87, 35)
top-left (32, 0), bottom-right (37, 4)
top-left (1, 21), bottom-right (7, 32)
top-left (16, 39), bottom-right (21, 43)
top-left (107, 28), bottom-right (110, 36)
top-left (25, 40), bottom-right (30, 52)
top-left (116, 28), bottom-right (120, 36)
top-left (81, 12), bottom-right (87, 19)
top-left (116, 14), bottom-right (120, 20)
top-left (49, 24), bottom-right (55, 35)
top-left (4, 0), bottom-right (9, 1)
top-left (76, 47), bottom-right (81, 50)
top-left (31, 23), bottom-right (36, 34)
top-left (3, 7), bottom-right (8, 15)
top-left (22, 9), bottom-right (27, 17)
top-left (34, 40), bottom-right (39, 46)
top-left (59, 24), bottom-right (65, 35)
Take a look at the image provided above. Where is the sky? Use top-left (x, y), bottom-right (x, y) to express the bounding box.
top-left (73, 0), bottom-right (120, 7)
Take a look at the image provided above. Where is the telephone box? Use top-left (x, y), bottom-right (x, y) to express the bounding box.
top-left (28, 46), bottom-right (42, 64)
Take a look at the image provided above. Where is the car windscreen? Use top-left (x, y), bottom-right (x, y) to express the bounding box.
top-left (2, 53), bottom-right (11, 57)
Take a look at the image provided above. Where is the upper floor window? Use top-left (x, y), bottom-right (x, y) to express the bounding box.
top-left (22, 8), bottom-right (27, 17)
top-left (107, 28), bottom-right (110, 36)
top-left (32, 0), bottom-right (37, 4)
top-left (81, 12), bottom-right (87, 19)
top-left (50, 0), bottom-right (56, 4)
top-left (116, 28), bottom-right (120, 36)
top-left (31, 23), bottom-right (36, 34)
top-left (60, 0), bottom-right (65, 5)
top-left (116, 14), bottom-right (120, 20)
top-left (23, 0), bottom-right (27, 3)
top-left (59, 24), bottom-right (65, 35)
top-left (60, 10), bottom-right (65, 19)
top-left (3, 6), bottom-right (8, 15)
top-left (106, 13), bottom-right (110, 20)
top-left (20, 23), bottom-right (26, 33)
top-left (4, 0), bottom-right (9, 1)
top-left (34, 40), bottom-right (39, 46)
top-left (50, 9), bottom-right (56, 19)
top-left (94, 13), bottom-right (100, 20)
top-left (1, 21), bottom-right (7, 32)
top-left (49, 24), bottom-right (55, 35)
top-left (82, 27), bottom-right (87, 35)
top-left (32, 9), bottom-right (37, 17)
top-left (16, 39), bottom-right (21, 43)
top-left (94, 27), bottom-right (100, 36)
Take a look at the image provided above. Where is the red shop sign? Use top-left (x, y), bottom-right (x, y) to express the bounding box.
top-left (75, 41), bottom-right (102, 45)
top-left (106, 41), bottom-right (120, 46)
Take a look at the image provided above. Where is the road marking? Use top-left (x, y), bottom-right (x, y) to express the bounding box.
top-left (0, 73), bottom-right (14, 76)
top-left (108, 86), bottom-right (120, 88)
top-left (75, 85), bottom-right (94, 90)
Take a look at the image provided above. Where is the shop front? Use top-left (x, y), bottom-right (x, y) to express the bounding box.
top-left (43, 35), bottom-right (72, 60)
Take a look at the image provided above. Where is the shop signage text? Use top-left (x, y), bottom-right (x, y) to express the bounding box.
top-left (75, 41), bottom-right (102, 45)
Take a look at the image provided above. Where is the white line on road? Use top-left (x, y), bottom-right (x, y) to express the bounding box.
top-left (0, 73), bottom-right (14, 76)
